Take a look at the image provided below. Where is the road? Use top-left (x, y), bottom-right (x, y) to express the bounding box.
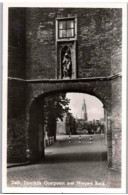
top-left (7, 134), bottom-right (121, 188)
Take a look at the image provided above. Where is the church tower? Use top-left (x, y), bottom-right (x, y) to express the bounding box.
top-left (81, 99), bottom-right (88, 121)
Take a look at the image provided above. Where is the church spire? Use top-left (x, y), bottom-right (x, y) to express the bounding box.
top-left (82, 99), bottom-right (86, 111)
top-left (81, 99), bottom-right (87, 121)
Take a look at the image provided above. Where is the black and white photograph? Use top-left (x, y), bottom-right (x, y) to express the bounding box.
top-left (2, 2), bottom-right (127, 193)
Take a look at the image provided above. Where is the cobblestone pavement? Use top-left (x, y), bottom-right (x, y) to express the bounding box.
top-left (7, 135), bottom-right (121, 188)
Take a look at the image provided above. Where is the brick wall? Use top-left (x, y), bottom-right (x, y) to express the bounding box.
top-left (112, 131), bottom-right (121, 171)
top-left (8, 8), bottom-right (122, 80)
top-left (77, 8), bottom-right (121, 78)
top-left (7, 80), bottom-right (27, 162)
top-left (110, 10), bottom-right (122, 75)
top-left (111, 77), bottom-right (122, 171)
top-left (8, 8), bottom-right (26, 79)
top-left (25, 8), bottom-right (122, 79)
top-left (25, 8), bottom-right (57, 79)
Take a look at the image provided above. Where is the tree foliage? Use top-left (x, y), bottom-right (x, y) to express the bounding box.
top-left (44, 93), bottom-right (70, 124)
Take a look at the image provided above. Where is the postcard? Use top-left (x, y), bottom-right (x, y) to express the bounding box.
top-left (2, 2), bottom-right (127, 193)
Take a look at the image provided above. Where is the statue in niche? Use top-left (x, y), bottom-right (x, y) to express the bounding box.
top-left (61, 47), bottom-right (72, 78)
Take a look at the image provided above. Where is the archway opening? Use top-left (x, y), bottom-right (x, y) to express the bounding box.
top-left (25, 91), bottom-right (121, 188)
top-left (27, 91), bottom-right (115, 187)
top-left (28, 91), bottom-right (107, 158)
top-left (43, 92), bottom-right (107, 163)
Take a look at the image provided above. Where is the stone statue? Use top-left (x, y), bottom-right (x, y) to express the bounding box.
top-left (62, 52), bottom-right (71, 78)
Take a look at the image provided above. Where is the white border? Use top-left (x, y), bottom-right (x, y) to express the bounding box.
top-left (2, 2), bottom-right (127, 194)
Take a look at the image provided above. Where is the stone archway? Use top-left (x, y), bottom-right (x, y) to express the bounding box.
top-left (27, 98), bottom-right (45, 162)
top-left (8, 79), bottom-right (116, 168)
top-left (27, 82), bottom-right (112, 164)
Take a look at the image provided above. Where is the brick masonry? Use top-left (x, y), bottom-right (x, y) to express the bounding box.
top-left (24, 8), bottom-right (121, 79)
top-left (111, 77), bottom-right (122, 171)
top-left (8, 7), bottom-right (122, 171)
top-left (7, 80), bottom-right (27, 162)
top-left (8, 8), bottom-right (26, 79)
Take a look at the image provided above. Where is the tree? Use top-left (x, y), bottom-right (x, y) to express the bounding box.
top-left (44, 93), bottom-right (70, 140)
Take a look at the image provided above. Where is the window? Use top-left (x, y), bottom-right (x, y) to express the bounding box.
top-left (58, 19), bottom-right (75, 38)
top-left (56, 17), bottom-right (77, 79)
top-left (56, 17), bottom-right (77, 41)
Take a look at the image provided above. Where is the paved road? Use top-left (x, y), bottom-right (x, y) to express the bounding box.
top-left (7, 134), bottom-right (121, 188)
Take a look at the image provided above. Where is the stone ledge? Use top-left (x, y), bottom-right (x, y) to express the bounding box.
top-left (8, 73), bottom-right (122, 83)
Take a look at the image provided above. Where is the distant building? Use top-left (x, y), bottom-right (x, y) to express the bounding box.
top-left (76, 119), bottom-right (85, 132)
top-left (57, 113), bottom-right (77, 135)
top-left (92, 119), bottom-right (95, 124)
top-left (57, 116), bottom-right (66, 135)
top-left (100, 118), bottom-right (105, 124)
top-left (95, 120), bottom-right (100, 125)
top-left (65, 113), bottom-right (77, 135)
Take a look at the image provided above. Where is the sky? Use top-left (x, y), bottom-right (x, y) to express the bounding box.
top-left (66, 93), bottom-right (104, 121)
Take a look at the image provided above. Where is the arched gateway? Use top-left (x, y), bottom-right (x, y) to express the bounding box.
top-left (25, 77), bottom-right (120, 167)
top-left (8, 7), bottom-right (122, 172)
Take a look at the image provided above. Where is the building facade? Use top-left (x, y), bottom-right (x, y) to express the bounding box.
top-left (8, 7), bottom-right (122, 171)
